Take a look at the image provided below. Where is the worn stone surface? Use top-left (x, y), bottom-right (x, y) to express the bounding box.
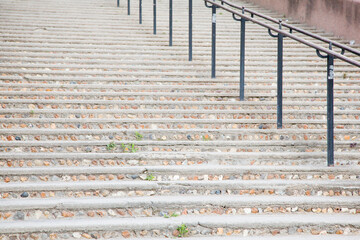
top-left (0, 0), bottom-right (359, 237)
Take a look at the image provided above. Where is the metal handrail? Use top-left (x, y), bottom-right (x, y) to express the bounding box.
top-left (118, 0), bottom-right (360, 166)
top-left (204, 0), bottom-right (360, 166)
top-left (205, 0), bottom-right (360, 67)
top-left (220, 0), bottom-right (360, 57)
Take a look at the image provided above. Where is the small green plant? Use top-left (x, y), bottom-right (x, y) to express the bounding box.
top-left (29, 110), bottom-right (35, 115)
top-left (177, 224), bottom-right (188, 238)
top-left (145, 174), bottom-right (155, 181)
top-left (106, 141), bottom-right (117, 151)
top-left (163, 212), bottom-right (179, 218)
top-left (343, 73), bottom-right (347, 79)
top-left (135, 132), bottom-right (143, 141)
top-left (171, 212), bottom-right (180, 217)
top-left (121, 143), bottom-right (138, 153)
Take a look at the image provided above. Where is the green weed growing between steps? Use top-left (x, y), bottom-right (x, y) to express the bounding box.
top-left (106, 142), bottom-right (139, 153)
top-left (163, 212), bottom-right (180, 218)
top-left (145, 173), bottom-right (155, 181)
top-left (121, 143), bottom-right (138, 153)
top-left (135, 131), bottom-right (143, 141)
top-left (177, 224), bottom-right (189, 238)
top-left (106, 141), bottom-right (117, 151)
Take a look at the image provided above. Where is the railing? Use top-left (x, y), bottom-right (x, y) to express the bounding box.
top-left (117, 0), bottom-right (360, 166)
top-left (118, 0), bottom-right (193, 60)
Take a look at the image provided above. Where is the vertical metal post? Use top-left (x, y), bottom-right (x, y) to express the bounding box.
top-left (189, 0), bottom-right (192, 61)
top-left (327, 43), bottom-right (334, 166)
top-left (139, 0), bottom-right (142, 24)
top-left (117, 0), bottom-right (119, 7)
top-left (211, 4), bottom-right (216, 78)
top-left (128, 0), bottom-right (130, 15)
top-left (153, 0), bottom-right (157, 35)
top-left (169, 0), bottom-right (173, 46)
top-left (239, 18), bottom-right (246, 101)
top-left (277, 21), bottom-right (283, 129)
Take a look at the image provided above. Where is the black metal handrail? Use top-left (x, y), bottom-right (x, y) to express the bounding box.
top-left (220, 0), bottom-right (360, 57)
top-left (205, 0), bottom-right (360, 167)
top-left (118, 0), bottom-right (193, 60)
top-left (118, 0), bottom-right (360, 167)
top-left (205, 0), bottom-right (360, 66)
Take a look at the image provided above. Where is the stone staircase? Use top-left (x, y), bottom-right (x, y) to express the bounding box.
top-left (1, 0), bottom-right (360, 238)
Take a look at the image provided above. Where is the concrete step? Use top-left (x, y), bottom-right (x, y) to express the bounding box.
top-left (2, 82), bottom-right (359, 91)
top-left (0, 152), bottom-right (359, 167)
top-left (1, 140), bottom-right (359, 154)
top-left (1, 108), bottom-right (359, 116)
top-left (1, 128), bottom-right (359, 142)
top-left (0, 213), bottom-right (359, 238)
top-left (2, 99), bottom-right (360, 110)
top-left (1, 165), bottom-right (359, 182)
top-left (1, 68), bottom-right (359, 79)
top-left (1, 56), bottom-right (357, 68)
top-left (1, 179), bottom-right (360, 200)
top-left (1, 118), bottom-right (359, 131)
top-left (0, 196), bottom-right (358, 223)
top-left (2, 91), bottom-right (360, 101)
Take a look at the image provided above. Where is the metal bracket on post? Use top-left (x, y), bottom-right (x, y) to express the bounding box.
top-left (189, 0), bottom-right (193, 61)
top-left (232, 7), bottom-right (248, 101)
top-left (139, 0), bottom-right (142, 24)
top-left (169, 0), bottom-right (173, 46)
top-left (153, 0), bottom-right (157, 34)
top-left (128, 0), bottom-right (130, 15)
top-left (268, 20), bottom-right (285, 129)
top-left (205, 1), bottom-right (219, 78)
top-left (315, 43), bottom-right (343, 167)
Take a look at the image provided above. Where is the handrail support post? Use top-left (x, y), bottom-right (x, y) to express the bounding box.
top-left (327, 48), bottom-right (335, 167)
top-left (128, 0), bottom-right (130, 15)
top-left (153, 0), bottom-right (157, 34)
top-left (239, 17), bottom-right (246, 101)
top-left (277, 32), bottom-right (283, 129)
top-left (139, 0), bottom-right (142, 24)
top-left (211, 4), bottom-right (216, 78)
top-left (268, 20), bottom-right (284, 129)
top-left (316, 43), bottom-right (336, 167)
top-left (189, 0), bottom-right (193, 61)
top-left (169, 0), bottom-right (173, 46)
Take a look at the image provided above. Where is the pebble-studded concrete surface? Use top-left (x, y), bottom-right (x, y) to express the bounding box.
top-left (0, 0), bottom-right (360, 238)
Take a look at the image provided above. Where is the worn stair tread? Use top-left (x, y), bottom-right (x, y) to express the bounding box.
top-left (1, 151), bottom-right (359, 159)
top-left (2, 179), bottom-right (360, 192)
top-left (1, 128), bottom-right (360, 134)
top-left (2, 118), bottom-right (359, 125)
top-left (2, 140), bottom-right (359, 148)
top-left (1, 214), bottom-right (360, 234)
top-left (123, 236), bottom-right (360, 240)
top-left (1, 195), bottom-right (359, 211)
top-left (3, 99), bottom-right (360, 106)
top-left (3, 91), bottom-right (360, 99)
top-left (1, 165), bottom-right (359, 175)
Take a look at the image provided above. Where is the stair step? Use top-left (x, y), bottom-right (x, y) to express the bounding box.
top-left (1, 165), bottom-right (359, 183)
top-left (0, 196), bottom-right (358, 223)
top-left (1, 179), bottom-right (359, 199)
top-left (0, 214), bottom-right (359, 237)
